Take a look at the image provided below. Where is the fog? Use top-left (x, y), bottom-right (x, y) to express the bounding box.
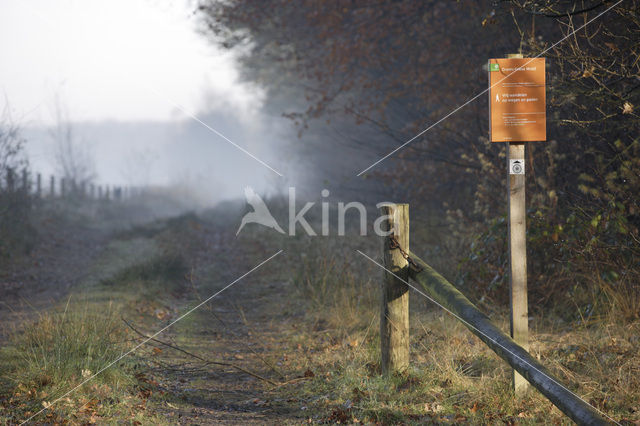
top-left (1, 0), bottom-right (404, 213)
top-left (1, 0), bottom-right (302, 207)
top-left (22, 107), bottom-right (294, 204)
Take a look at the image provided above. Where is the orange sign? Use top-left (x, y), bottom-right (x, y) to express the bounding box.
top-left (489, 58), bottom-right (546, 142)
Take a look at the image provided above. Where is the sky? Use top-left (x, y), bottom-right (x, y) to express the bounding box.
top-left (0, 0), bottom-right (261, 124)
top-left (0, 0), bottom-right (288, 200)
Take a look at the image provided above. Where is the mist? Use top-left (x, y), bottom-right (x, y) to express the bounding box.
top-left (0, 0), bottom-right (310, 209)
top-left (22, 103), bottom-right (295, 206)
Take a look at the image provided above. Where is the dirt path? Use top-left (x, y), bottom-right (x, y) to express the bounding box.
top-left (0, 210), bottom-right (315, 424)
top-left (136, 217), bottom-right (308, 424)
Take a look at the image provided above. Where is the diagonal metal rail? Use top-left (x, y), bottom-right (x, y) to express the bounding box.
top-left (407, 252), bottom-right (611, 425)
top-left (358, 247), bottom-right (616, 425)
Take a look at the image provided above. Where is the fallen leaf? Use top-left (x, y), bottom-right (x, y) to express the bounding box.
top-left (604, 42), bottom-right (618, 51)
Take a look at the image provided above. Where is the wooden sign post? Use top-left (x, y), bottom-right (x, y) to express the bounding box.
top-left (507, 140), bottom-right (529, 394)
top-left (489, 53), bottom-right (546, 393)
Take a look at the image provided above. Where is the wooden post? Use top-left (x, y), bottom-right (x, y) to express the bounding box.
top-left (6, 168), bottom-right (14, 191)
top-left (22, 169), bottom-right (28, 193)
top-left (380, 203), bottom-right (410, 375)
top-left (36, 173), bottom-right (42, 198)
top-left (50, 175), bottom-right (55, 197)
top-left (509, 141), bottom-right (529, 393)
top-left (507, 52), bottom-right (529, 394)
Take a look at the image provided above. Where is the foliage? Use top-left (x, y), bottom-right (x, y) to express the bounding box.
top-left (0, 100), bottom-right (34, 258)
top-left (0, 102), bottom-right (26, 174)
top-left (200, 0), bottom-right (640, 316)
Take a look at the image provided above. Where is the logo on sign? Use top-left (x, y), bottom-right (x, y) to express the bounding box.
top-left (510, 159), bottom-right (525, 175)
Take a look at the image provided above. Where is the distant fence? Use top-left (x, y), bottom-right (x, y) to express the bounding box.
top-left (379, 204), bottom-right (610, 425)
top-left (0, 167), bottom-right (144, 203)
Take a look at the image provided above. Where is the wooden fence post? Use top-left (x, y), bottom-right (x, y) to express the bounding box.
top-left (380, 203), bottom-right (410, 375)
top-left (50, 175), bottom-right (55, 197)
top-left (22, 169), bottom-right (28, 193)
top-left (6, 168), bottom-right (14, 192)
top-left (36, 173), bottom-right (41, 198)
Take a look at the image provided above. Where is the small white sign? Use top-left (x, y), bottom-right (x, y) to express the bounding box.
top-left (510, 159), bottom-right (525, 175)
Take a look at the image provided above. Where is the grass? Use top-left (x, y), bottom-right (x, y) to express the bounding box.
top-left (1, 202), bottom-right (638, 424)
top-left (292, 246), bottom-right (377, 332)
top-left (262, 232), bottom-right (640, 424)
top-left (0, 302), bottom-right (142, 424)
top-left (0, 221), bottom-right (190, 425)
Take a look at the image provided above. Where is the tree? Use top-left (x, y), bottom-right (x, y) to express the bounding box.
top-left (49, 95), bottom-right (95, 191)
top-left (198, 0), bottom-right (640, 308)
top-left (0, 97), bottom-right (34, 257)
top-left (0, 97), bottom-right (27, 181)
top-left (200, 1), bottom-right (518, 202)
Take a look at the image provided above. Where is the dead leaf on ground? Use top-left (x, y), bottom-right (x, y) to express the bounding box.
top-left (328, 407), bottom-right (351, 423)
top-left (582, 68), bottom-right (594, 78)
top-left (622, 102), bottom-right (634, 114)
